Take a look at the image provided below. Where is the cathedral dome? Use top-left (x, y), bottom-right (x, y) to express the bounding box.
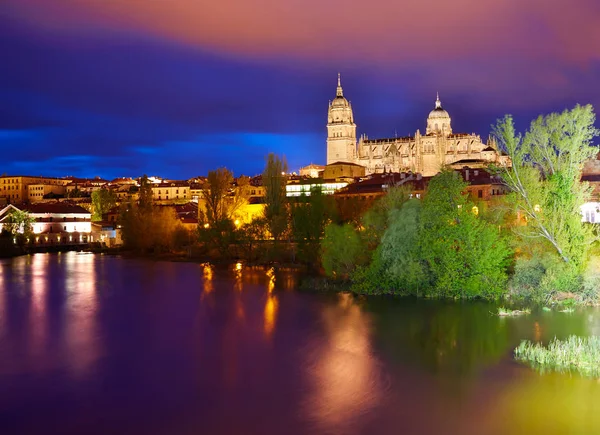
top-left (428, 94), bottom-right (450, 119)
top-left (331, 95), bottom-right (350, 108)
top-left (426, 93), bottom-right (452, 135)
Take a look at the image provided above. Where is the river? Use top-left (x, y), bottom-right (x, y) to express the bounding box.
top-left (1, 252), bottom-right (600, 434)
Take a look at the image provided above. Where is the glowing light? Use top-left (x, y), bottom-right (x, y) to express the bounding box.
top-left (235, 262), bottom-right (242, 271)
top-left (234, 219), bottom-right (240, 227)
top-left (472, 206), bottom-right (479, 215)
top-left (534, 204), bottom-right (541, 212)
top-left (204, 223), bottom-right (210, 229)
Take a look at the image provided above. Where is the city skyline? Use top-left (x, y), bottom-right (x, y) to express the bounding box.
top-left (2, 0), bottom-right (599, 179)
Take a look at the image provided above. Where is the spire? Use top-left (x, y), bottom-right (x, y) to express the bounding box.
top-left (435, 92), bottom-right (442, 109)
top-left (336, 73), bottom-right (343, 97)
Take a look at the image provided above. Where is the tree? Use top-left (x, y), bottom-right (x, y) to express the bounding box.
top-left (493, 105), bottom-right (599, 269)
top-left (290, 186), bottom-right (337, 264)
top-left (119, 201), bottom-right (184, 253)
top-left (263, 153), bottom-right (288, 242)
top-left (203, 167), bottom-right (234, 225)
top-left (419, 170), bottom-right (511, 298)
top-left (138, 175), bottom-right (153, 211)
top-left (321, 222), bottom-right (364, 279)
top-left (361, 186), bottom-right (411, 249)
top-left (1, 209), bottom-right (34, 239)
top-left (352, 199), bottom-right (426, 295)
top-left (91, 188), bottom-right (117, 221)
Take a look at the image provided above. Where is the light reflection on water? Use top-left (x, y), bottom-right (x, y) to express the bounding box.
top-left (1, 254), bottom-right (600, 434)
top-left (303, 293), bottom-right (383, 433)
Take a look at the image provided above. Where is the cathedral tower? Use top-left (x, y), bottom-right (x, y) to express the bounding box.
top-left (326, 74), bottom-right (357, 164)
top-left (426, 93), bottom-right (452, 136)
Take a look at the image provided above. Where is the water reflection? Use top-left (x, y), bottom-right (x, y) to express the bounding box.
top-left (368, 300), bottom-right (511, 375)
top-left (28, 254), bottom-right (49, 369)
top-left (201, 263), bottom-right (213, 294)
top-left (63, 252), bottom-right (100, 378)
top-left (264, 294), bottom-right (278, 339)
top-left (304, 293), bottom-right (382, 433)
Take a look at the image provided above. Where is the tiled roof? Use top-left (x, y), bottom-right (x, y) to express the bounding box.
top-left (327, 161), bottom-right (366, 168)
top-left (21, 202), bottom-right (91, 214)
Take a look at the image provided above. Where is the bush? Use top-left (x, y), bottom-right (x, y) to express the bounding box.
top-left (321, 223), bottom-right (364, 279)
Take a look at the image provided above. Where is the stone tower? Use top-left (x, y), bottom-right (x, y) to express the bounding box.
top-left (426, 93), bottom-right (452, 136)
top-left (327, 73), bottom-right (357, 164)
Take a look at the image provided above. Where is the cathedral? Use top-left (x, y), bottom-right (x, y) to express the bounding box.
top-left (326, 74), bottom-right (509, 176)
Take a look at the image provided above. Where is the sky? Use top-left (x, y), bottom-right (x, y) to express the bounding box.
top-left (1, 0), bottom-right (599, 180)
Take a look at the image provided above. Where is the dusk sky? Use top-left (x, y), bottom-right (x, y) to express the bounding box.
top-left (2, 0), bottom-right (599, 179)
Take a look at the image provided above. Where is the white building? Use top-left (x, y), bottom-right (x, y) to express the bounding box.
top-left (0, 202), bottom-right (93, 245)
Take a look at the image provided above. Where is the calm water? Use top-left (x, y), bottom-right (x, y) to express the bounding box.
top-left (1, 253), bottom-right (600, 434)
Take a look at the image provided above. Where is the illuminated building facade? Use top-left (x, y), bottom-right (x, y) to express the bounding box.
top-left (326, 75), bottom-right (510, 176)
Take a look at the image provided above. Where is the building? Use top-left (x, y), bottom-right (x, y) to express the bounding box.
top-left (28, 183), bottom-right (67, 203)
top-left (326, 75), bottom-right (510, 176)
top-left (0, 175), bottom-right (71, 205)
top-left (0, 202), bottom-right (93, 245)
top-left (286, 176), bottom-right (348, 197)
top-left (322, 161), bottom-right (366, 181)
top-left (299, 164), bottom-right (325, 178)
top-left (151, 181), bottom-right (190, 203)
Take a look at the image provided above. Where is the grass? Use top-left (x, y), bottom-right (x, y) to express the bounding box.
top-left (497, 307), bottom-right (531, 316)
top-left (514, 336), bottom-right (600, 377)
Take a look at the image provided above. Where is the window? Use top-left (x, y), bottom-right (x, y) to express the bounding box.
top-left (478, 190), bottom-right (483, 198)
top-left (64, 226), bottom-right (67, 230)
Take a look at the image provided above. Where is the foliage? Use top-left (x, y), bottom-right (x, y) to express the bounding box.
top-left (1, 209), bottom-right (34, 237)
top-left (197, 218), bottom-right (237, 258)
top-left (493, 105), bottom-right (599, 270)
top-left (236, 217), bottom-right (269, 261)
top-left (203, 167), bottom-right (234, 224)
top-left (263, 153), bottom-right (289, 242)
top-left (291, 187), bottom-right (337, 265)
top-left (515, 336), bottom-right (600, 377)
top-left (419, 170), bottom-right (511, 299)
top-left (353, 199), bottom-right (426, 295)
top-left (120, 200), bottom-right (185, 253)
top-left (138, 175), bottom-right (153, 211)
top-left (91, 188), bottom-right (117, 221)
top-left (497, 307), bottom-right (530, 316)
top-left (360, 186), bottom-right (410, 249)
top-left (321, 222), bottom-right (364, 279)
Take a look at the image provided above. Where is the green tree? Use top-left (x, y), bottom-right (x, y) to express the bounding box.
top-left (91, 188), bottom-right (117, 221)
top-left (1, 209), bottom-right (35, 241)
top-left (493, 105), bottom-right (599, 269)
top-left (419, 170), bottom-right (511, 298)
top-left (352, 199), bottom-right (426, 295)
top-left (138, 175), bottom-right (153, 211)
top-left (263, 153), bottom-right (289, 242)
top-left (291, 186), bottom-right (337, 265)
top-left (321, 222), bottom-right (364, 279)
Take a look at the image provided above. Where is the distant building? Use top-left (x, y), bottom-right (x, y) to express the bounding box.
top-left (326, 74), bottom-right (510, 175)
top-left (286, 176), bottom-right (348, 197)
top-left (299, 164), bottom-right (325, 178)
top-left (0, 175), bottom-right (71, 204)
top-left (322, 161), bottom-right (366, 181)
top-left (0, 202), bottom-right (93, 245)
top-left (151, 181), bottom-right (190, 203)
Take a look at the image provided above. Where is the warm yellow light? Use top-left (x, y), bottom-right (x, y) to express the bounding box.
top-left (534, 204), bottom-right (541, 212)
top-left (472, 206), bottom-right (479, 215)
top-left (203, 223), bottom-right (210, 229)
top-left (235, 262), bottom-right (242, 271)
top-left (234, 219), bottom-right (240, 227)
